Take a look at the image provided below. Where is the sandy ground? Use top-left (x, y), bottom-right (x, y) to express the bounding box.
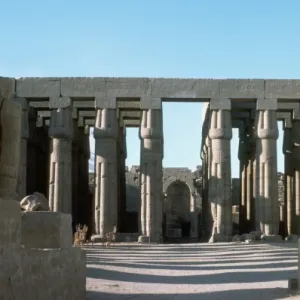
top-left (85, 242), bottom-right (300, 300)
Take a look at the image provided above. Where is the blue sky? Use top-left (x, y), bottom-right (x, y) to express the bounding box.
top-left (1, 0), bottom-right (300, 177)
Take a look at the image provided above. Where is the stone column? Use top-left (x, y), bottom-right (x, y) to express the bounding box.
top-left (238, 126), bottom-right (248, 234)
top-left (208, 98), bottom-right (232, 242)
top-left (117, 122), bottom-right (127, 232)
top-left (283, 124), bottom-right (293, 237)
top-left (139, 98), bottom-right (164, 243)
top-left (292, 119), bottom-right (300, 235)
top-left (36, 119), bottom-right (50, 196)
top-left (255, 98), bottom-right (280, 237)
top-left (48, 105), bottom-right (73, 214)
top-left (200, 105), bottom-right (211, 240)
top-left (93, 108), bottom-right (118, 238)
top-left (15, 98), bottom-right (29, 198)
top-left (72, 121), bottom-right (79, 225)
top-left (247, 120), bottom-right (256, 232)
top-left (83, 126), bottom-right (92, 229)
top-left (26, 107), bottom-right (38, 194)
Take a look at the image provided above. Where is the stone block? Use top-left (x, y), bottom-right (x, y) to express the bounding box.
top-left (138, 235), bottom-right (150, 243)
top-left (106, 77), bottom-right (149, 97)
top-left (61, 77), bottom-right (106, 97)
top-left (288, 278), bottom-right (298, 292)
top-left (0, 247), bottom-right (23, 300)
top-left (261, 234), bottom-right (283, 242)
top-left (150, 78), bottom-right (219, 99)
top-left (0, 199), bottom-right (21, 248)
top-left (210, 98), bottom-right (231, 110)
top-left (91, 234), bottom-right (104, 242)
top-left (21, 212), bottom-right (73, 248)
top-left (219, 79), bottom-right (264, 98)
top-left (265, 80), bottom-right (300, 99)
top-left (95, 96), bottom-right (117, 109)
top-left (286, 234), bottom-right (299, 242)
top-left (16, 77), bottom-right (60, 97)
top-left (256, 98), bottom-right (277, 110)
top-left (140, 96), bottom-right (162, 109)
top-left (209, 233), bottom-right (231, 243)
top-left (21, 247), bottom-right (86, 300)
top-left (49, 96), bottom-right (71, 109)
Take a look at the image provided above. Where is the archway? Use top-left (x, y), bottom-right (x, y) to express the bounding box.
top-left (163, 180), bottom-right (192, 241)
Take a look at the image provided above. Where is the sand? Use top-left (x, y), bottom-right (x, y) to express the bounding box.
top-left (85, 242), bottom-right (300, 300)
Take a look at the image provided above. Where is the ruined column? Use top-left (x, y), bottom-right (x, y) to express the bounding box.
top-left (208, 98), bottom-right (232, 242)
top-left (283, 123), bottom-right (293, 237)
top-left (255, 98), bottom-right (280, 238)
top-left (292, 118), bottom-right (300, 235)
top-left (48, 101), bottom-right (73, 214)
top-left (238, 126), bottom-right (248, 234)
top-left (139, 97), bottom-right (164, 243)
top-left (93, 107), bottom-right (118, 238)
top-left (15, 98), bottom-right (29, 198)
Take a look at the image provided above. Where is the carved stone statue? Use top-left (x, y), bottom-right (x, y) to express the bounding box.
top-left (20, 192), bottom-right (50, 211)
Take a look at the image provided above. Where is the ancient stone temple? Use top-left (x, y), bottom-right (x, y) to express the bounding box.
top-left (7, 77), bottom-right (300, 244)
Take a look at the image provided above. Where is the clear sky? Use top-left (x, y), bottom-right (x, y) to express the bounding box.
top-left (1, 0), bottom-right (300, 177)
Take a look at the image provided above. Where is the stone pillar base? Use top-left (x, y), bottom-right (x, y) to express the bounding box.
top-left (91, 235), bottom-right (105, 242)
top-left (208, 233), bottom-right (232, 243)
top-left (261, 234), bottom-right (283, 242)
top-left (285, 235), bottom-right (299, 242)
top-left (138, 235), bottom-right (163, 243)
top-left (288, 278), bottom-right (298, 294)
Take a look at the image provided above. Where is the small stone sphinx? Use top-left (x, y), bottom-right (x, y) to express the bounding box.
top-left (20, 192), bottom-right (50, 211)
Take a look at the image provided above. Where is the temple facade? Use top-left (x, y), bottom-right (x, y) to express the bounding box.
top-left (10, 77), bottom-right (300, 242)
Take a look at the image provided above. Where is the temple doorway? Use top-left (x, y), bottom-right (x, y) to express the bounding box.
top-left (163, 180), bottom-right (192, 242)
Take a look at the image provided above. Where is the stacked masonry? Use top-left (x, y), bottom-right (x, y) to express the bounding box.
top-left (0, 77), bottom-right (86, 300)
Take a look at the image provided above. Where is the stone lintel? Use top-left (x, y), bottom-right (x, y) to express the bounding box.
top-left (277, 112), bottom-right (292, 129)
top-left (49, 96), bottom-right (71, 109)
top-left (95, 96), bottom-right (117, 109)
top-left (124, 119), bottom-right (140, 127)
top-left (232, 119), bottom-right (244, 129)
top-left (278, 102), bottom-right (299, 110)
top-left (209, 98), bottom-right (231, 110)
top-left (256, 98), bottom-right (277, 110)
top-left (120, 110), bottom-right (141, 119)
top-left (140, 96), bottom-right (162, 110)
top-left (231, 111), bottom-right (250, 119)
top-left (117, 99), bottom-right (140, 109)
top-left (29, 101), bottom-right (49, 110)
top-left (84, 119), bottom-right (95, 126)
top-left (14, 78), bottom-right (300, 99)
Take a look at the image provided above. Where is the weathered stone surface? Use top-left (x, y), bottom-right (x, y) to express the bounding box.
top-left (0, 199), bottom-right (21, 248)
top-left (0, 77), bottom-right (22, 198)
top-left (138, 235), bottom-right (150, 243)
top-left (265, 80), bottom-right (300, 99)
top-left (16, 77), bottom-right (60, 97)
top-left (20, 192), bottom-right (50, 211)
top-left (21, 212), bottom-right (73, 248)
top-left (21, 247), bottom-right (86, 300)
top-left (261, 234), bottom-right (283, 242)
